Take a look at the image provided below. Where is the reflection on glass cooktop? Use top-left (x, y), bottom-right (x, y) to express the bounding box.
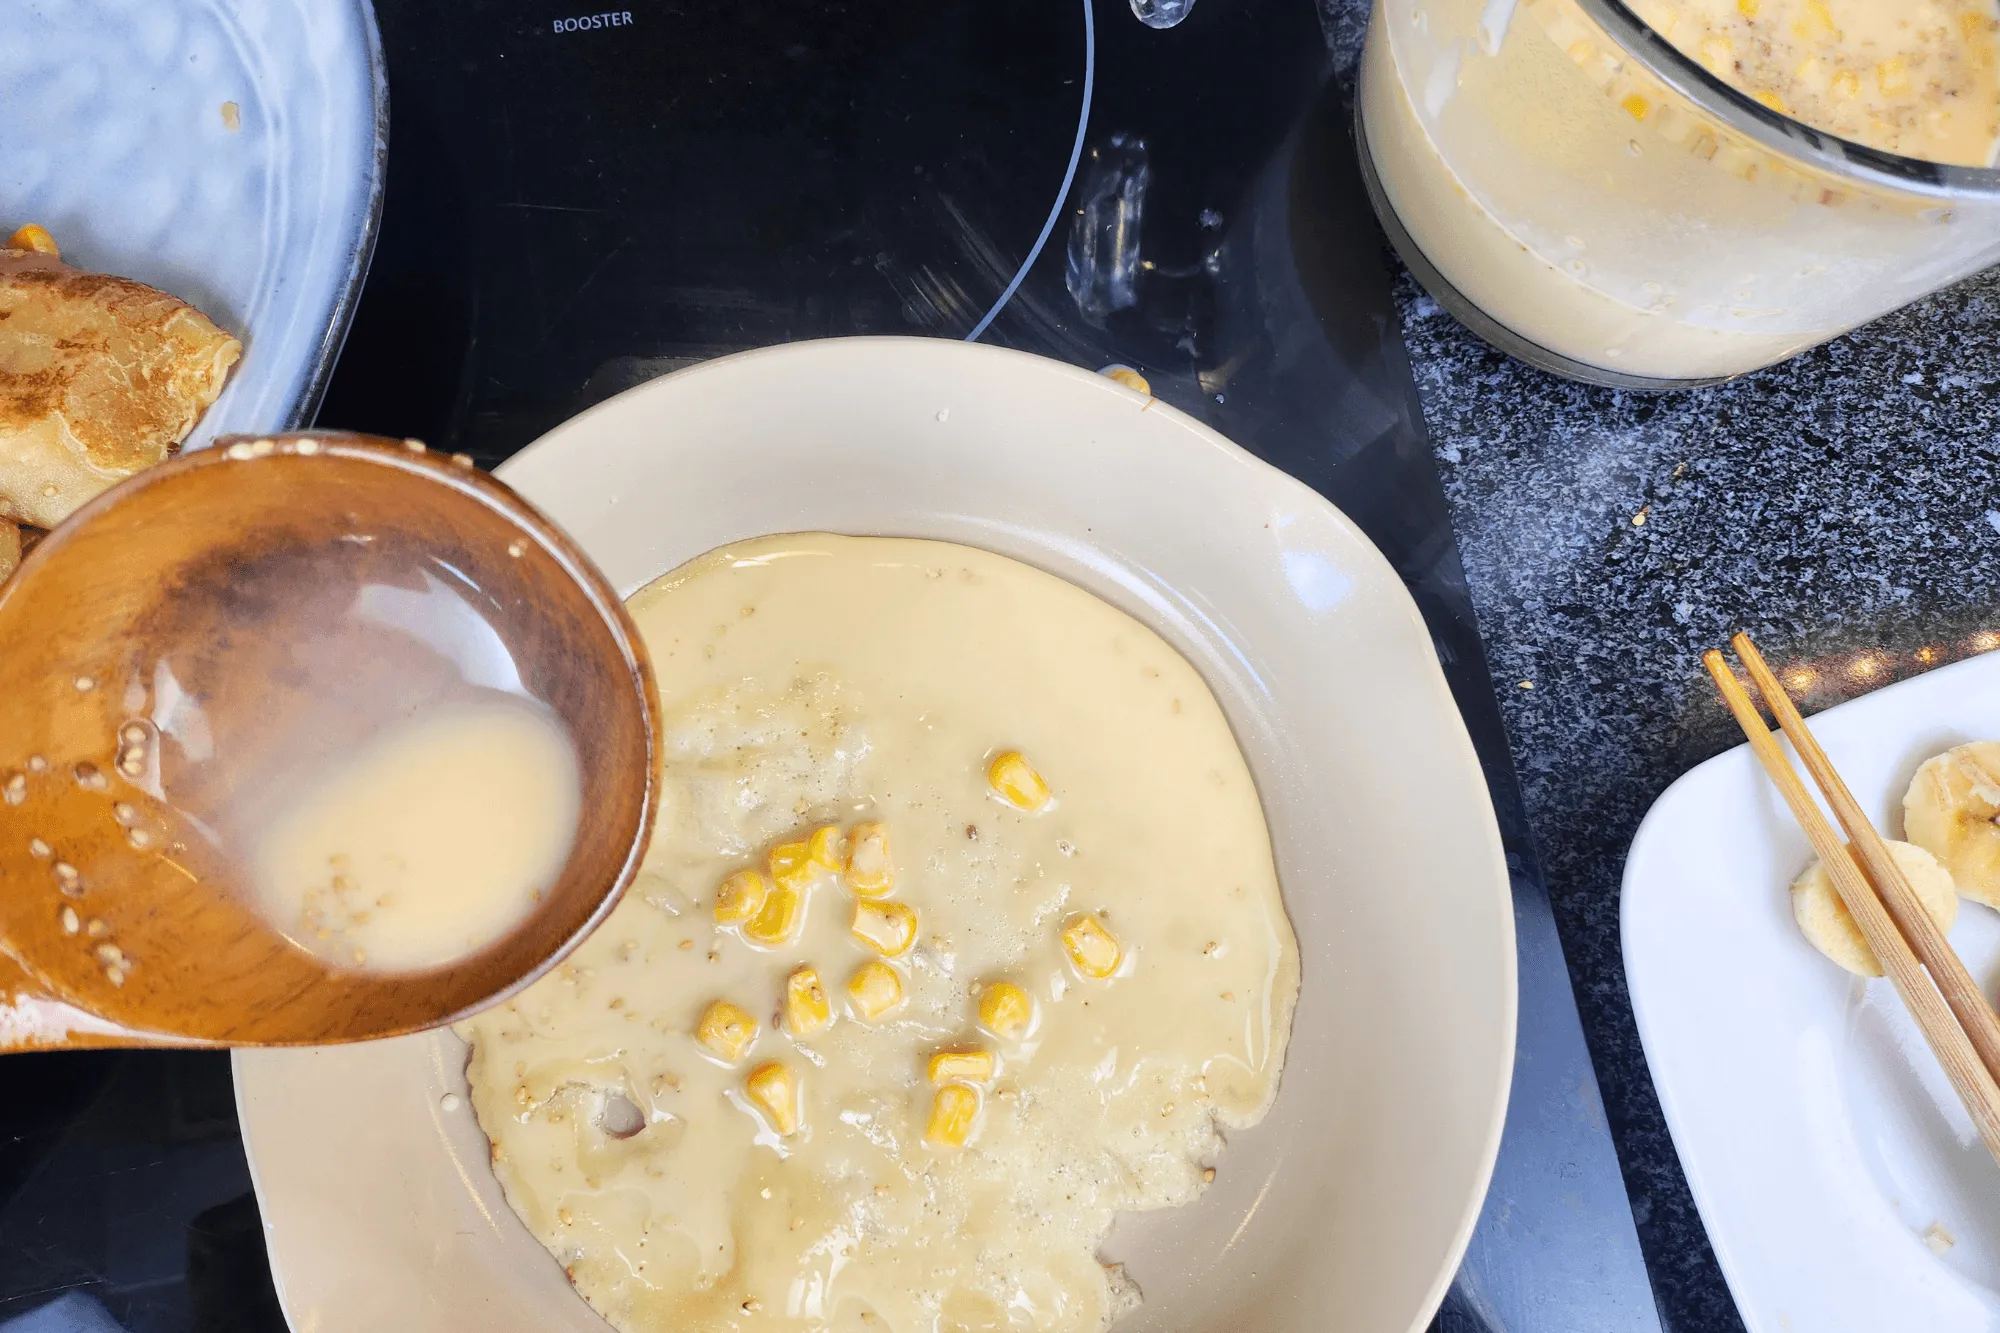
top-left (321, 0), bottom-right (1333, 457)
top-left (0, 1), bottom-right (1660, 1330)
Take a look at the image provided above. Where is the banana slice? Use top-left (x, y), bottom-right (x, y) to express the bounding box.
top-left (1791, 839), bottom-right (1957, 978)
top-left (1903, 742), bottom-right (2000, 910)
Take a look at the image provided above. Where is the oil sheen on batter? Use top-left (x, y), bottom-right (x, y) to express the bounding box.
top-left (457, 535), bottom-right (1300, 1333)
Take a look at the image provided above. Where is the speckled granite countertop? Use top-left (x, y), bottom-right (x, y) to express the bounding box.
top-left (1320, 6), bottom-right (2000, 1331)
top-left (1408, 270), bottom-right (2000, 1333)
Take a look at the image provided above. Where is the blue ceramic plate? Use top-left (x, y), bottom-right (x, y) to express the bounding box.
top-left (0, 0), bottom-right (386, 441)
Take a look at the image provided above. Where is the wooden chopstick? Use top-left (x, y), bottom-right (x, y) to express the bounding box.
top-left (1704, 646), bottom-right (2000, 1166)
top-left (1732, 632), bottom-right (2000, 1089)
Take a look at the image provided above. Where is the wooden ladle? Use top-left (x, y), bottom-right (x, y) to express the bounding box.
top-left (0, 433), bottom-right (659, 1051)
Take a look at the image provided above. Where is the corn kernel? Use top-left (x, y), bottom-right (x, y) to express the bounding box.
top-left (745, 1062), bottom-right (802, 1136)
top-left (977, 981), bottom-right (1035, 1040)
top-left (6, 224), bottom-right (58, 257)
top-left (845, 821), bottom-right (894, 896)
top-left (696, 999), bottom-right (760, 1063)
top-left (1876, 58), bottom-right (1909, 95)
top-left (1619, 93), bottom-right (1649, 121)
top-left (847, 961), bottom-right (906, 1021)
top-left (744, 885), bottom-right (805, 947)
top-left (768, 839), bottom-right (816, 892)
top-left (851, 899), bottom-right (918, 957)
top-left (927, 1049), bottom-right (997, 1085)
top-left (1752, 88), bottom-right (1787, 115)
top-left (1061, 914), bottom-right (1123, 979)
top-left (785, 965), bottom-right (832, 1036)
top-left (714, 869), bottom-right (768, 924)
top-left (1830, 68), bottom-right (1861, 99)
top-left (987, 751), bottom-right (1052, 811)
top-left (926, 1083), bottom-right (981, 1147)
top-left (808, 824), bottom-right (846, 868)
top-left (1735, 0), bottom-right (1757, 16)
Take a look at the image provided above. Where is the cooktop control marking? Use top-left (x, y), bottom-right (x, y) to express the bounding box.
top-left (552, 11), bottom-right (633, 33)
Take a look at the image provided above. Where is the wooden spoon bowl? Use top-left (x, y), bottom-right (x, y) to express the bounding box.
top-left (0, 433), bottom-right (659, 1046)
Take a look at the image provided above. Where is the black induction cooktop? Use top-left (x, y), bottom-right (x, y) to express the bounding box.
top-left (0, 1), bottom-right (1662, 1329)
top-left (321, 0), bottom-right (1340, 457)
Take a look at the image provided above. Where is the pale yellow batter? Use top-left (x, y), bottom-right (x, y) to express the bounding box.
top-left (1631, 0), bottom-right (2000, 165)
top-left (252, 699), bottom-right (581, 972)
top-left (457, 534), bottom-right (1300, 1333)
top-left (1357, 0), bottom-right (2000, 382)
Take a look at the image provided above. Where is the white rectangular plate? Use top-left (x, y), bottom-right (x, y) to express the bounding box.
top-left (1624, 649), bottom-right (2000, 1333)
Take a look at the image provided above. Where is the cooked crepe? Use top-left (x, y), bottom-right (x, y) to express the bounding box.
top-left (0, 520), bottom-right (18, 584)
top-left (0, 246), bottom-right (241, 528)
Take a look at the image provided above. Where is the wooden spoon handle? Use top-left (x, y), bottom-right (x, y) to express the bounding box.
top-left (0, 951), bottom-right (210, 1051)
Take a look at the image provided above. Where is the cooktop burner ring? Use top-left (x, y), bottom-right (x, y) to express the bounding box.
top-left (963, 0), bottom-right (1096, 342)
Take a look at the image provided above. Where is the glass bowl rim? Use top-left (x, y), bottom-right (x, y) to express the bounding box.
top-left (1573, 0), bottom-right (2000, 201)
